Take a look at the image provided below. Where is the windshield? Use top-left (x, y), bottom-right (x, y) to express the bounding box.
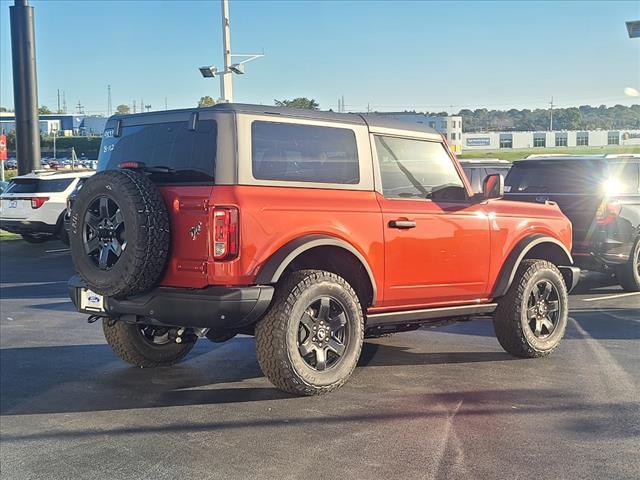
top-left (505, 160), bottom-right (607, 194)
top-left (98, 119), bottom-right (217, 183)
top-left (4, 178), bottom-right (74, 194)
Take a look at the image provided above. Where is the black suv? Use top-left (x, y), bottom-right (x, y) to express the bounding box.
top-left (504, 155), bottom-right (640, 291)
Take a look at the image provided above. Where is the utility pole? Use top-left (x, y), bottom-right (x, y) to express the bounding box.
top-left (220, 0), bottom-right (233, 102)
top-left (57, 89), bottom-right (61, 113)
top-left (141, 98), bottom-right (144, 113)
top-left (549, 96), bottom-right (554, 131)
top-left (62, 90), bottom-right (67, 113)
top-left (76, 101), bottom-right (84, 114)
top-left (10, 0), bottom-right (41, 175)
top-left (132, 100), bottom-right (136, 114)
top-left (164, 97), bottom-right (168, 110)
top-left (107, 84), bottom-right (112, 116)
top-left (341, 95), bottom-right (345, 113)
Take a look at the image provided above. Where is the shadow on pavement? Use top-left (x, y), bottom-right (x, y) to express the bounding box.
top-left (2, 387), bottom-right (637, 443)
top-left (1, 336), bottom-right (527, 416)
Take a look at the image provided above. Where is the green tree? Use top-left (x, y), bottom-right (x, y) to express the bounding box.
top-left (38, 105), bottom-right (52, 114)
top-left (274, 97), bottom-right (320, 110)
top-left (115, 104), bottom-right (130, 115)
top-left (198, 96), bottom-right (216, 108)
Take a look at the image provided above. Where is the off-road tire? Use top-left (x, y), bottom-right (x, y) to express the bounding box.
top-left (616, 237), bottom-right (640, 292)
top-left (102, 319), bottom-right (195, 368)
top-left (69, 169), bottom-right (170, 298)
top-left (493, 259), bottom-right (568, 358)
top-left (255, 270), bottom-right (364, 396)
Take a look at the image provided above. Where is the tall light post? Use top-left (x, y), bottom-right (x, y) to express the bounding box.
top-left (52, 126), bottom-right (57, 160)
top-left (199, 0), bottom-right (263, 102)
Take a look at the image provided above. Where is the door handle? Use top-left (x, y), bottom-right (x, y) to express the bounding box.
top-left (389, 219), bottom-right (416, 229)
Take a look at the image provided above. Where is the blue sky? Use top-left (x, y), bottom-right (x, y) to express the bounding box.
top-left (1, 0), bottom-right (638, 115)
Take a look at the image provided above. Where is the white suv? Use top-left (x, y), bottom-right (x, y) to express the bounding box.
top-left (0, 170), bottom-right (94, 244)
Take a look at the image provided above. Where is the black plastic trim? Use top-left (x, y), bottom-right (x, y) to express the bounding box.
top-left (558, 266), bottom-right (581, 293)
top-left (0, 219), bottom-right (56, 234)
top-left (68, 275), bottom-right (274, 329)
top-left (491, 234), bottom-right (573, 299)
top-left (255, 234), bottom-right (378, 305)
top-left (366, 303), bottom-right (498, 327)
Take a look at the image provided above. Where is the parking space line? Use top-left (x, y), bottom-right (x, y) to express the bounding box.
top-left (45, 248), bottom-right (70, 253)
top-left (582, 291), bottom-right (640, 302)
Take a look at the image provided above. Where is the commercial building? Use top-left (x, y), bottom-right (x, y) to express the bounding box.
top-left (0, 112), bottom-right (107, 136)
top-left (363, 112), bottom-right (463, 153)
top-left (461, 130), bottom-right (640, 150)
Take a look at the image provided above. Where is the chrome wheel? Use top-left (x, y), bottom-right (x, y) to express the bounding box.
top-left (83, 196), bottom-right (126, 270)
top-left (526, 280), bottom-right (561, 338)
top-left (297, 296), bottom-right (350, 371)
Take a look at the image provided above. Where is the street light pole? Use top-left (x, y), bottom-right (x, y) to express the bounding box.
top-left (220, 0), bottom-right (233, 102)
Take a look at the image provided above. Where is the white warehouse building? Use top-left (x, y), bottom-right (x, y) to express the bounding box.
top-left (461, 130), bottom-right (640, 150)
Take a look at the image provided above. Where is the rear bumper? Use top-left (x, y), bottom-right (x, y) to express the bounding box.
top-left (0, 219), bottom-right (56, 235)
top-left (68, 275), bottom-right (274, 330)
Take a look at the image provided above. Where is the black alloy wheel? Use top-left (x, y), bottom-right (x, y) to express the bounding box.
top-left (526, 279), bottom-right (561, 338)
top-left (84, 196), bottom-right (126, 270)
top-left (297, 296), bottom-right (350, 371)
top-left (139, 325), bottom-right (171, 346)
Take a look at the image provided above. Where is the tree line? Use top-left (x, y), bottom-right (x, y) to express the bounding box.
top-left (446, 104), bottom-right (639, 132)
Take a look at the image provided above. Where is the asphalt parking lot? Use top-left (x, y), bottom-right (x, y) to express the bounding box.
top-left (0, 239), bottom-right (638, 480)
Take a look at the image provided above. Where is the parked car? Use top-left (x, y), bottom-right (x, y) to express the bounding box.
top-left (459, 159), bottom-right (512, 193)
top-left (67, 104), bottom-right (579, 395)
top-left (504, 155), bottom-right (640, 291)
top-left (0, 170), bottom-right (94, 244)
top-left (4, 158), bottom-right (17, 169)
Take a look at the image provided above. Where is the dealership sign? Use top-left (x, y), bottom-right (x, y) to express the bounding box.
top-left (466, 137), bottom-right (491, 146)
top-left (0, 134), bottom-right (7, 161)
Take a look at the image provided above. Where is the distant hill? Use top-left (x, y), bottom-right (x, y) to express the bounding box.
top-left (423, 104), bottom-right (640, 132)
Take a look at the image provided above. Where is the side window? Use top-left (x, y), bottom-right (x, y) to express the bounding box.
top-left (610, 161), bottom-right (640, 194)
top-left (251, 121), bottom-right (359, 184)
top-left (374, 136), bottom-right (467, 201)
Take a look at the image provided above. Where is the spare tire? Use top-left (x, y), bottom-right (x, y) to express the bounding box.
top-left (69, 169), bottom-right (170, 298)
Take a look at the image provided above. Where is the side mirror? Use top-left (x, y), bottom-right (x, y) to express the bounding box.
top-left (482, 173), bottom-right (504, 200)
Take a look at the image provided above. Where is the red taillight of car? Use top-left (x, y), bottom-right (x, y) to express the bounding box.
top-left (596, 202), bottom-right (621, 225)
top-left (31, 197), bottom-right (49, 209)
top-left (212, 206), bottom-right (239, 260)
top-left (118, 161), bottom-right (144, 169)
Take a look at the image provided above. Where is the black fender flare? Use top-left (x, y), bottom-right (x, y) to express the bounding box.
top-left (492, 234), bottom-right (575, 298)
top-left (255, 234), bottom-right (377, 303)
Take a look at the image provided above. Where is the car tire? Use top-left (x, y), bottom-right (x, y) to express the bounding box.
top-left (493, 259), bottom-right (568, 358)
top-left (69, 169), bottom-right (170, 298)
top-left (616, 237), bottom-right (640, 292)
top-left (102, 319), bottom-right (195, 368)
top-left (255, 270), bottom-right (364, 396)
top-left (21, 233), bottom-right (51, 244)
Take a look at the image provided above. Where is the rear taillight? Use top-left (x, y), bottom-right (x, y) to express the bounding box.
top-left (31, 197), bottom-right (49, 209)
top-left (596, 201), bottom-right (621, 225)
top-left (212, 206), bottom-right (239, 260)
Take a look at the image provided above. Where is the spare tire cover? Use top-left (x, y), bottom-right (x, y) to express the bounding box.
top-left (69, 169), bottom-right (170, 298)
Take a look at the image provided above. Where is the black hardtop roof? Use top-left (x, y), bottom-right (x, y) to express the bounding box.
top-left (109, 103), bottom-right (440, 136)
top-left (513, 155), bottom-right (639, 164)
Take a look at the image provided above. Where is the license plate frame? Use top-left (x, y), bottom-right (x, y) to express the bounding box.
top-left (8, 200), bottom-right (17, 208)
top-left (79, 288), bottom-right (105, 312)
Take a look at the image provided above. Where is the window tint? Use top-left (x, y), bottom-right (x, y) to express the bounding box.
top-left (6, 178), bottom-right (73, 194)
top-left (251, 121), bottom-right (359, 184)
top-left (374, 136), bottom-right (466, 201)
top-left (98, 120), bottom-right (217, 183)
top-left (505, 160), bottom-right (606, 193)
top-left (609, 161), bottom-right (639, 194)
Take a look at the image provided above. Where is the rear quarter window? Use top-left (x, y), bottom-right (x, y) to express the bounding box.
top-left (609, 161), bottom-right (640, 194)
top-left (98, 119), bottom-right (217, 183)
top-left (251, 121), bottom-right (360, 184)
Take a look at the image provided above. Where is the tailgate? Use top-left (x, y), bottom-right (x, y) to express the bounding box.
top-left (504, 193), bottom-right (601, 244)
top-left (0, 196), bottom-right (33, 220)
